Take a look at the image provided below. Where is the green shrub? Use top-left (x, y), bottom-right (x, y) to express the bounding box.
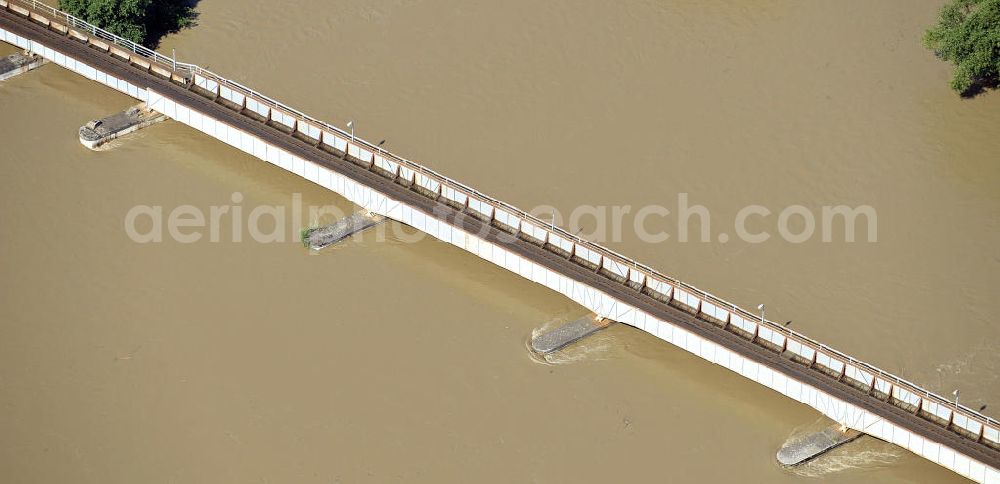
top-left (923, 0), bottom-right (1000, 96)
top-left (58, 0), bottom-right (197, 47)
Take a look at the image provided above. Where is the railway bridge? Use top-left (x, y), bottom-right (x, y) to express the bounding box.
top-left (1, 1), bottom-right (997, 481)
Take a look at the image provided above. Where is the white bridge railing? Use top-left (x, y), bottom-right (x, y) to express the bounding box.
top-left (5, 0), bottom-right (998, 449)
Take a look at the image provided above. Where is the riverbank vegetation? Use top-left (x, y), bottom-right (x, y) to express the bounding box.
top-left (57, 0), bottom-right (197, 47)
top-left (923, 0), bottom-right (1000, 96)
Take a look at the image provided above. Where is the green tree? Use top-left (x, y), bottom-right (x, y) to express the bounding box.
top-left (58, 0), bottom-right (196, 47)
top-left (923, 0), bottom-right (1000, 96)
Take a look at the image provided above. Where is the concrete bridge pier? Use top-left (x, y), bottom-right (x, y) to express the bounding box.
top-left (0, 50), bottom-right (45, 81)
top-left (777, 424), bottom-right (863, 466)
top-left (531, 316), bottom-right (614, 355)
top-left (301, 211), bottom-right (385, 250)
top-left (78, 103), bottom-right (166, 150)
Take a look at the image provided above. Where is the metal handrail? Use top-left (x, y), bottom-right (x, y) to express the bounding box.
top-left (8, 0), bottom-right (997, 435)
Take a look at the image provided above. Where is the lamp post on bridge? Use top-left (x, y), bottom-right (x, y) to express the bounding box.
top-left (757, 303), bottom-right (765, 326)
top-left (347, 120), bottom-right (355, 142)
top-left (542, 212), bottom-right (557, 233)
top-left (953, 389), bottom-right (960, 408)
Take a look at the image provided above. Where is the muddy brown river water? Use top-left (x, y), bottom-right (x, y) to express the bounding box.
top-left (1, 0), bottom-right (998, 482)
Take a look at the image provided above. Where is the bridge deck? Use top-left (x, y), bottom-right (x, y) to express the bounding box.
top-left (2, 7), bottom-right (998, 471)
